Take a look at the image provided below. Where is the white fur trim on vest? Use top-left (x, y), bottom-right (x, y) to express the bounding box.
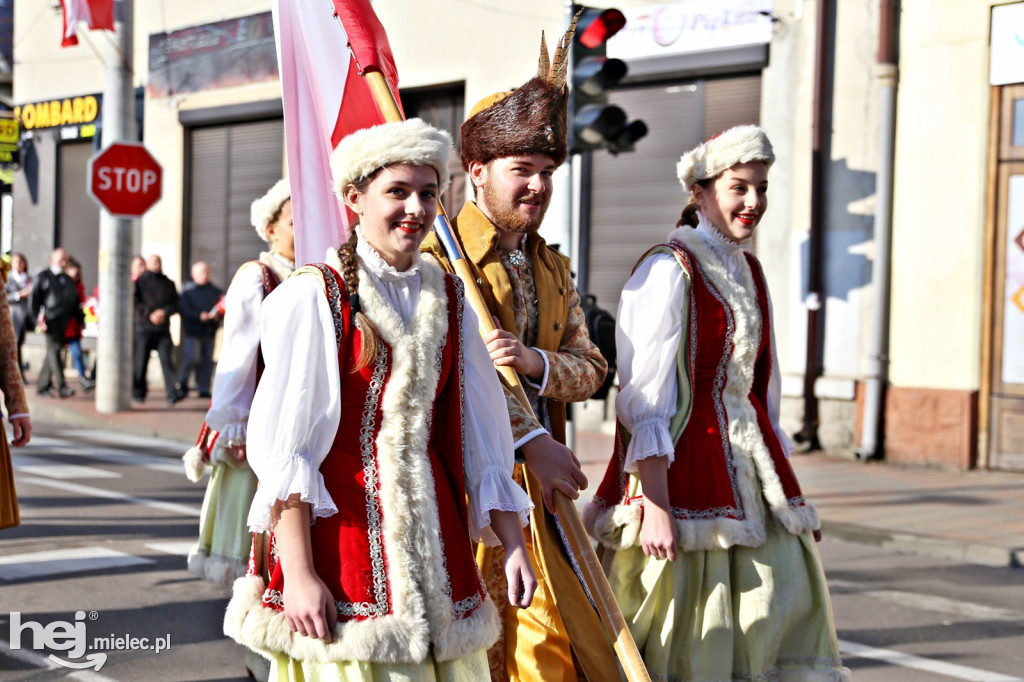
top-left (223, 255), bottom-right (500, 664)
top-left (585, 228), bottom-right (817, 552)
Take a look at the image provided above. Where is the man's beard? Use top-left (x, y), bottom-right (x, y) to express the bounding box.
top-left (480, 182), bottom-right (547, 234)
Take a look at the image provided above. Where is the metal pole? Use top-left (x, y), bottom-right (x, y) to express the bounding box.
top-left (563, 0), bottom-right (577, 451)
top-left (857, 0), bottom-right (899, 459)
top-left (576, 150), bottom-right (592, 295)
top-left (95, 0), bottom-right (135, 414)
top-left (795, 0), bottom-right (830, 451)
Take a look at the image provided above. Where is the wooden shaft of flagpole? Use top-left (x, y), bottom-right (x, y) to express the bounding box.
top-left (363, 70), bottom-right (649, 682)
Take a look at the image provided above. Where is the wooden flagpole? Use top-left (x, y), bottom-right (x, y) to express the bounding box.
top-left (360, 67), bottom-right (649, 682)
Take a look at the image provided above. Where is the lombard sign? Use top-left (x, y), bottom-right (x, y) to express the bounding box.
top-left (608, 0), bottom-right (774, 61)
top-left (12, 95), bottom-right (101, 140)
top-left (0, 118), bottom-right (19, 168)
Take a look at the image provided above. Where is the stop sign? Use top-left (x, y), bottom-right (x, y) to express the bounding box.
top-left (88, 142), bottom-right (163, 218)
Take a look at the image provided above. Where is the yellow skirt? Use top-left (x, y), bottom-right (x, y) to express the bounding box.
top-left (0, 420), bottom-right (19, 530)
top-left (268, 649), bottom-right (489, 682)
top-left (608, 511), bottom-right (849, 681)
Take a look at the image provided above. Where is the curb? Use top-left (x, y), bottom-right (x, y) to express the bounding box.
top-left (25, 397), bottom-right (196, 448)
top-left (822, 520), bottom-right (1024, 570)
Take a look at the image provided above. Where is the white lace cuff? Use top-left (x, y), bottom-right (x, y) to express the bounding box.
top-left (206, 408), bottom-right (247, 442)
top-left (624, 418), bottom-right (675, 473)
top-left (246, 455), bottom-right (338, 533)
top-left (214, 422), bottom-right (247, 448)
top-left (469, 465), bottom-right (533, 546)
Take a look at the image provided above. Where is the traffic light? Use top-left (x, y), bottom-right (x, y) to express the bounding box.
top-left (569, 6), bottom-right (648, 155)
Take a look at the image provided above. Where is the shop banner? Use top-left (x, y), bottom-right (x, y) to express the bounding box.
top-left (608, 0), bottom-right (773, 61)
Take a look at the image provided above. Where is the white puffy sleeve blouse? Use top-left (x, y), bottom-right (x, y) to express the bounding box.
top-left (203, 263), bottom-right (266, 446)
top-left (615, 216), bottom-right (793, 473)
top-left (245, 239), bottom-right (532, 543)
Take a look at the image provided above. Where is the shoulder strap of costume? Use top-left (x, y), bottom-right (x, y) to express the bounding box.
top-left (633, 242), bottom-right (695, 276)
top-left (293, 262), bottom-right (351, 351)
top-left (249, 261), bottom-right (281, 298)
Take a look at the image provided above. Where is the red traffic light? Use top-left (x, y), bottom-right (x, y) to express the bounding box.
top-left (578, 8), bottom-right (626, 48)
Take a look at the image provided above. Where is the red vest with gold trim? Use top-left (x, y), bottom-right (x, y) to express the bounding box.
top-left (250, 262), bottom-right (495, 663)
top-left (587, 239), bottom-right (818, 551)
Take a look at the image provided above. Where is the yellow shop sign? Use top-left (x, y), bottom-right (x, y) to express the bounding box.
top-left (14, 96), bottom-right (100, 130)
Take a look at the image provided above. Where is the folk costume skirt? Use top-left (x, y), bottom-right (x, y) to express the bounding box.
top-left (0, 420), bottom-right (18, 529)
top-left (607, 490), bottom-right (850, 682)
top-left (188, 452), bottom-right (258, 585)
top-left (267, 648), bottom-right (490, 682)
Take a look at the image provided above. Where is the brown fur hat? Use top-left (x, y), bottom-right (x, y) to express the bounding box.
top-left (460, 77), bottom-right (569, 170)
top-left (459, 19), bottom-right (579, 171)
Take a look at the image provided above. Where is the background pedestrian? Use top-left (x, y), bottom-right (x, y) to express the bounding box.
top-left (5, 253), bottom-right (32, 382)
top-left (174, 261), bottom-right (222, 400)
top-left (30, 248), bottom-right (80, 398)
top-left (63, 257), bottom-right (93, 392)
top-left (132, 254), bottom-right (179, 404)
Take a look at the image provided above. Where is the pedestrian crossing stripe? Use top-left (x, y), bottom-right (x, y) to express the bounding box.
top-left (144, 542), bottom-right (194, 556)
top-left (15, 475), bottom-right (201, 517)
top-left (11, 455), bottom-right (121, 479)
top-left (0, 548), bottom-right (154, 582)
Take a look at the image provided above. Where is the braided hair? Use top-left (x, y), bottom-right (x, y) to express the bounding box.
top-left (676, 178), bottom-right (713, 228)
top-left (338, 170), bottom-right (384, 371)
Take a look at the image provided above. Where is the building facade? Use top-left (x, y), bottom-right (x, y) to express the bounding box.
top-left (10, 0), bottom-right (1024, 470)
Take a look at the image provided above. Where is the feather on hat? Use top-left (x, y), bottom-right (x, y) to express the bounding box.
top-left (460, 15), bottom-right (579, 170)
top-left (677, 125), bottom-right (775, 195)
top-left (330, 118), bottom-right (453, 198)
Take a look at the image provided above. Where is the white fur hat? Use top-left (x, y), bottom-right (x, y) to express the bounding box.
top-left (250, 178), bottom-right (291, 243)
top-left (330, 118), bottom-right (452, 199)
top-left (676, 125), bottom-right (774, 195)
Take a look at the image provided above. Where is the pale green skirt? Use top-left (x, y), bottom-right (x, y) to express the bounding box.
top-left (188, 458), bottom-right (258, 586)
top-left (268, 649), bottom-right (490, 682)
top-left (608, 511), bottom-right (849, 681)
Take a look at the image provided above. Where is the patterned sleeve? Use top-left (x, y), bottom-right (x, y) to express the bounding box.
top-left (503, 381), bottom-right (547, 445)
top-left (536, 277), bottom-right (608, 403)
top-left (0, 287), bottom-right (28, 416)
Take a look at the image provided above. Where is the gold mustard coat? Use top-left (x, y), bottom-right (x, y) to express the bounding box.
top-left (421, 201), bottom-right (606, 443)
top-left (422, 201), bottom-right (616, 681)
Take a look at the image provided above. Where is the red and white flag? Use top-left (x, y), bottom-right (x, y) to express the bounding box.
top-left (272, 0), bottom-right (403, 267)
top-left (60, 0), bottom-right (115, 48)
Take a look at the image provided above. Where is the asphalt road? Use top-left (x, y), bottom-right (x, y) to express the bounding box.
top-left (2, 423), bottom-right (1023, 681)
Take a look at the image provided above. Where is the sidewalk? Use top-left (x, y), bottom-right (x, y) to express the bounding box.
top-left (22, 383), bottom-right (1024, 570)
top-left (575, 428), bottom-right (1024, 569)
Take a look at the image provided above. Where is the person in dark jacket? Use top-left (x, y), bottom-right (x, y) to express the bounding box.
top-left (174, 261), bottom-right (222, 400)
top-left (30, 248), bottom-right (81, 398)
top-left (133, 254), bottom-right (179, 404)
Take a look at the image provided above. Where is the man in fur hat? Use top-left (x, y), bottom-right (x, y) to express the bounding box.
top-left (422, 29), bottom-right (616, 682)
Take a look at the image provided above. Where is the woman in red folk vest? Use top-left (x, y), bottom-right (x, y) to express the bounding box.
top-left (584, 126), bottom-right (849, 681)
top-left (184, 177), bottom-right (295, 586)
top-left (225, 118), bottom-right (536, 681)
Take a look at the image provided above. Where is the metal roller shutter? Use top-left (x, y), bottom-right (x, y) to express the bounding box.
top-left (185, 119), bottom-right (283, 288)
top-left (57, 141), bottom-right (101, 293)
top-left (587, 73), bottom-right (762, 316)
